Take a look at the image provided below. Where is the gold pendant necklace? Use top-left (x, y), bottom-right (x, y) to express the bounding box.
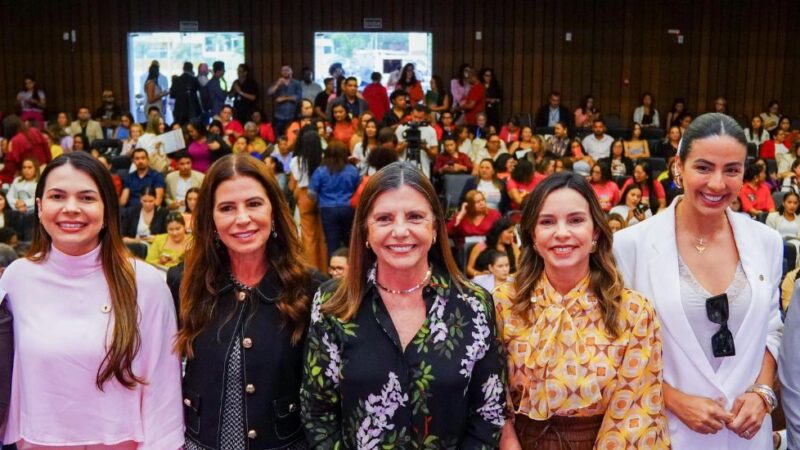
top-left (694, 237), bottom-right (708, 254)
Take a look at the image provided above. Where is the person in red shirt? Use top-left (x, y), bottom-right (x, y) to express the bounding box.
top-left (740, 162), bottom-right (776, 218)
top-left (1, 115), bottom-right (51, 184)
top-left (362, 72), bottom-right (389, 123)
top-left (506, 159), bottom-right (544, 209)
top-left (589, 163), bottom-right (621, 212)
top-left (219, 105), bottom-right (244, 145)
top-left (759, 128), bottom-right (790, 160)
top-left (446, 189), bottom-right (502, 242)
top-left (461, 70), bottom-right (486, 127)
top-left (396, 63), bottom-right (424, 105)
top-left (330, 103), bottom-right (358, 145)
top-left (434, 136), bottom-right (473, 175)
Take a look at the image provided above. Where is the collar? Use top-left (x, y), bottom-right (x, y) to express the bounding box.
top-left (531, 273), bottom-right (594, 312)
top-left (218, 269), bottom-right (282, 304)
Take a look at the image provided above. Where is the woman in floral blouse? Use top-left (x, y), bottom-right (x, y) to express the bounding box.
top-left (494, 172), bottom-right (669, 449)
top-left (301, 161), bottom-right (507, 449)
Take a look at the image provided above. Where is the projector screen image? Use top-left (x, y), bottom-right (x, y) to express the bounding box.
top-left (127, 32), bottom-right (245, 122)
top-left (314, 32), bottom-right (433, 91)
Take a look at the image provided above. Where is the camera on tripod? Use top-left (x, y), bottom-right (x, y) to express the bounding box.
top-left (403, 120), bottom-right (428, 164)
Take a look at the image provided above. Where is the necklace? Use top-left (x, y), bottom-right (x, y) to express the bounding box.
top-left (694, 236), bottom-right (708, 254)
top-left (375, 266), bottom-right (433, 295)
top-left (229, 272), bottom-right (254, 302)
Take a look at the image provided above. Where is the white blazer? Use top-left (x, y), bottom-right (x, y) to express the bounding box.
top-left (613, 198), bottom-right (783, 450)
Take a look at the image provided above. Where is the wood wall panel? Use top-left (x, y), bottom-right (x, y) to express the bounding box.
top-left (0, 0), bottom-right (797, 127)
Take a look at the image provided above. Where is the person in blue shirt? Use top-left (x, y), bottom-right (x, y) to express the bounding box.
top-left (309, 140), bottom-right (360, 259)
top-left (268, 65), bottom-right (302, 137)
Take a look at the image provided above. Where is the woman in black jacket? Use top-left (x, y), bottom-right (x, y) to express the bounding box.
top-left (120, 186), bottom-right (169, 243)
top-left (175, 154), bottom-right (324, 449)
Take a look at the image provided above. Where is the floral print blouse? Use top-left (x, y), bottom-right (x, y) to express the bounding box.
top-left (301, 265), bottom-right (506, 449)
top-left (493, 275), bottom-right (670, 449)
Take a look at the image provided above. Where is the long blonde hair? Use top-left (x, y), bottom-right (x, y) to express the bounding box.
top-left (512, 171), bottom-right (623, 338)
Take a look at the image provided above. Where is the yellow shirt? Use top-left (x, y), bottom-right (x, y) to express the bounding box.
top-left (494, 275), bottom-right (670, 449)
top-left (781, 267), bottom-right (800, 312)
top-left (145, 233), bottom-right (190, 269)
top-left (50, 144), bottom-right (64, 159)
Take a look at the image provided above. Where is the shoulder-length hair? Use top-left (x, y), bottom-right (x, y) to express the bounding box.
top-left (29, 152), bottom-right (141, 390)
top-left (321, 162), bottom-right (466, 321)
top-left (512, 171), bottom-right (623, 338)
top-left (176, 154), bottom-right (310, 356)
top-left (322, 140), bottom-right (349, 174)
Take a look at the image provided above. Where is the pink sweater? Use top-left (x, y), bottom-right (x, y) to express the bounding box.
top-left (0, 245), bottom-right (183, 449)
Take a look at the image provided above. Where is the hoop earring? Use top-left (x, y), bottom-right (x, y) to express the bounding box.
top-left (366, 240), bottom-right (371, 249)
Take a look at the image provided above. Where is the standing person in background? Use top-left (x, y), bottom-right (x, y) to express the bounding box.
top-left (450, 63), bottom-right (472, 118)
top-left (313, 77), bottom-right (335, 121)
top-left (460, 69), bottom-right (485, 127)
top-left (426, 74), bottom-right (452, 119)
top-left (309, 141), bottom-right (360, 259)
top-left (170, 62), bottom-right (203, 126)
top-left (1, 115), bottom-right (51, 185)
top-left (615, 113), bottom-right (782, 450)
top-left (230, 63), bottom-right (259, 125)
top-left (326, 77), bottom-right (369, 122)
top-left (480, 68), bottom-right (503, 130)
top-left (1, 152), bottom-right (183, 449)
top-left (144, 63), bottom-right (169, 117)
top-left (16, 75), bottom-right (46, 126)
top-left (204, 61), bottom-right (228, 118)
top-left (291, 127), bottom-right (328, 272)
top-left (362, 72), bottom-right (389, 123)
top-left (196, 62), bottom-right (210, 87)
top-left (268, 65), bottom-right (302, 137)
top-left (300, 66), bottom-right (322, 102)
top-left (396, 63), bottom-right (424, 105)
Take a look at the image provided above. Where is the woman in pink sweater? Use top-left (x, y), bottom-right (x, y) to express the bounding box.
top-left (0, 152), bottom-right (183, 449)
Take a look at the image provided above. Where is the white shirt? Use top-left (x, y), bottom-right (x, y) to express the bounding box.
top-left (395, 124), bottom-right (438, 178)
top-left (289, 157), bottom-right (310, 188)
top-left (582, 134), bottom-right (614, 160)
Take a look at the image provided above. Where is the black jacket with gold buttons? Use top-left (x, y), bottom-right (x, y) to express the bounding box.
top-left (182, 268), bottom-right (324, 449)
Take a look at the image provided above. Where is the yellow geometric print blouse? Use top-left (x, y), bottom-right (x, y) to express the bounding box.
top-left (493, 275), bottom-right (670, 449)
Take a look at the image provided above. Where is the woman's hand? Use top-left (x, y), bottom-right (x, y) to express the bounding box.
top-left (727, 392), bottom-right (769, 439)
top-left (667, 388), bottom-right (734, 434)
top-left (499, 420), bottom-right (522, 450)
top-left (15, 199), bottom-right (26, 211)
top-left (633, 209), bottom-right (646, 222)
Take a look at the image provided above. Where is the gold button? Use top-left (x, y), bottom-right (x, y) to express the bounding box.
top-left (245, 384), bottom-right (255, 394)
top-left (247, 429), bottom-right (257, 439)
top-left (242, 337), bottom-right (253, 349)
top-left (183, 398), bottom-right (192, 407)
top-left (237, 291), bottom-right (246, 301)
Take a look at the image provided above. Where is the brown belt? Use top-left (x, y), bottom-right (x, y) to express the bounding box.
top-left (514, 414), bottom-right (604, 450)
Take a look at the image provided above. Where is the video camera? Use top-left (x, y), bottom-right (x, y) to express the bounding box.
top-left (403, 120), bottom-right (429, 164)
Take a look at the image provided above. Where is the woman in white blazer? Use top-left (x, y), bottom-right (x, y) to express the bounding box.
top-left (613, 113), bottom-right (783, 450)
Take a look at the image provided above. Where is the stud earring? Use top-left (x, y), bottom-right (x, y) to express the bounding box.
top-left (366, 240), bottom-right (371, 249)
top-left (590, 240), bottom-right (598, 253)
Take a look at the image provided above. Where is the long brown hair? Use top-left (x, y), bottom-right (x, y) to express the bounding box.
top-left (29, 152), bottom-right (141, 389)
top-left (513, 171), bottom-right (623, 338)
top-left (175, 154), bottom-right (310, 357)
top-left (321, 162), bottom-right (466, 321)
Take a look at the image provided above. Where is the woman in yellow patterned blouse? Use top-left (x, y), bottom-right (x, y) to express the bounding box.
top-left (494, 171), bottom-right (669, 449)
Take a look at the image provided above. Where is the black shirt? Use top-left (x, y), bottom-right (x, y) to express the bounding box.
top-left (301, 265), bottom-right (506, 449)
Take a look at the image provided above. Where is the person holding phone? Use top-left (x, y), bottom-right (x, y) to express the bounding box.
top-left (614, 113), bottom-right (782, 449)
top-left (609, 184), bottom-right (652, 226)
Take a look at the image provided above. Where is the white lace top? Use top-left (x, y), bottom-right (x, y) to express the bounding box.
top-left (678, 256), bottom-right (751, 371)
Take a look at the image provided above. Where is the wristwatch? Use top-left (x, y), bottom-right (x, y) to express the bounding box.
top-left (747, 384), bottom-right (777, 413)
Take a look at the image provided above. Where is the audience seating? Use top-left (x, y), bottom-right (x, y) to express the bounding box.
top-left (647, 157), bottom-right (667, 177)
top-left (90, 139), bottom-right (123, 157)
top-left (773, 191), bottom-right (787, 208)
top-left (441, 174), bottom-right (473, 217)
